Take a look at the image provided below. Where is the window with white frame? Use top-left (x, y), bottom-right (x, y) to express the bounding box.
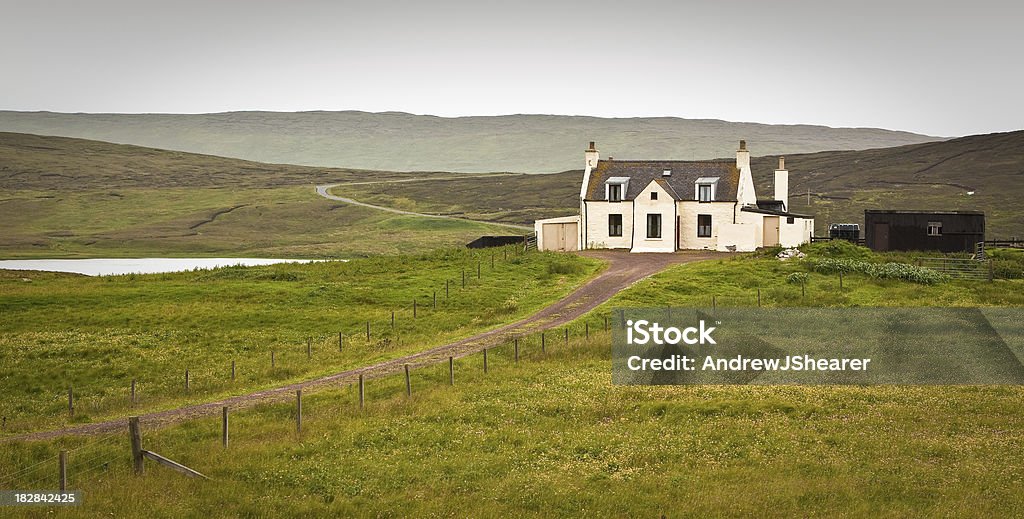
top-left (606, 177), bottom-right (629, 202)
top-left (694, 177), bottom-right (719, 202)
top-left (927, 221), bottom-right (942, 236)
top-left (608, 183), bottom-right (622, 202)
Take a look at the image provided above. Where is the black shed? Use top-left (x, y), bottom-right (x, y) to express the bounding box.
top-left (864, 210), bottom-right (985, 253)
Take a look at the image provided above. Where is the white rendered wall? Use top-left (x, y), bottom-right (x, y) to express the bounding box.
top-left (676, 201), bottom-right (736, 250)
top-left (631, 181), bottom-right (677, 253)
top-left (583, 201), bottom-right (633, 249)
top-left (716, 223), bottom-right (758, 252)
top-left (779, 217), bottom-right (814, 247)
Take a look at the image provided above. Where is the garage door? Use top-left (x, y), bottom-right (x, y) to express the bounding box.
top-left (542, 222), bottom-right (578, 251)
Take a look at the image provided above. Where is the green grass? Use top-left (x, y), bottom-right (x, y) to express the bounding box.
top-left (2, 332), bottom-right (1023, 517)
top-left (0, 132), bottom-right (524, 258)
top-left (0, 186), bottom-right (525, 259)
top-left (0, 248), bottom-right (601, 434)
top-left (3, 245), bottom-right (1024, 517)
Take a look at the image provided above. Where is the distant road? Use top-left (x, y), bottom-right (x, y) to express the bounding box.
top-left (315, 179), bottom-right (533, 231)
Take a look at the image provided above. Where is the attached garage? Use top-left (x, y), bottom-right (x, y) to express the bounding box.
top-left (534, 216), bottom-right (581, 252)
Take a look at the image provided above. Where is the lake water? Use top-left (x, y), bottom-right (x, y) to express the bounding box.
top-left (0, 258), bottom-right (328, 276)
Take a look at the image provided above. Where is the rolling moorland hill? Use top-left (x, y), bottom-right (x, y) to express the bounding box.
top-left (341, 131), bottom-right (1024, 237)
top-left (1, 130), bottom-right (1020, 258)
top-left (0, 132), bottom-right (501, 258)
top-left (0, 110), bottom-right (940, 173)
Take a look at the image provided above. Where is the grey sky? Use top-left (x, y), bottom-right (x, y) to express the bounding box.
top-left (1, 0), bottom-right (1021, 136)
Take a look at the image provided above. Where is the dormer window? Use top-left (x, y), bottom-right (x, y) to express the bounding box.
top-left (605, 177), bottom-right (629, 202)
top-left (663, 170), bottom-right (672, 177)
top-left (608, 184), bottom-right (622, 202)
top-left (694, 177), bottom-right (720, 203)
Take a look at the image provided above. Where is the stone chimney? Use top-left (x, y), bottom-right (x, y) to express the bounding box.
top-left (585, 141), bottom-right (599, 169)
top-left (734, 139), bottom-right (757, 206)
top-left (580, 141), bottom-right (600, 202)
top-left (774, 156), bottom-right (789, 210)
top-left (736, 140), bottom-right (750, 170)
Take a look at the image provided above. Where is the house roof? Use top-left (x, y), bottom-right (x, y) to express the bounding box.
top-left (584, 160), bottom-right (740, 201)
top-left (741, 206), bottom-right (814, 219)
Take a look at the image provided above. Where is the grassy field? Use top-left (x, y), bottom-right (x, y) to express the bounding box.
top-left (3, 244), bottom-right (1024, 517)
top-left (0, 248), bottom-right (601, 434)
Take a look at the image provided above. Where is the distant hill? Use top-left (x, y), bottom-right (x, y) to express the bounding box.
top-left (341, 131), bottom-right (1024, 237)
top-left (0, 110), bottom-right (939, 173)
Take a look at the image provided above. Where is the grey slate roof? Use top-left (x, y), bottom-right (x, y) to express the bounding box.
top-left (584, 160), bottom-right (740, 201)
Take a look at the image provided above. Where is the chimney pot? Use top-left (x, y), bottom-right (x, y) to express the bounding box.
top-left (588, 141), bottom-right (596, 150)
top-left (778, 156), bottom-right (785, 170)
top-left (739, 140), bottom-right (747, 151)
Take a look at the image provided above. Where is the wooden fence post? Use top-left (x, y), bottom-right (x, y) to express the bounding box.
top-left (367, 321), bottom-right (371, 341)
top-left (131, 379), bottom-right (137, 406)
top-left (59, 450), bottom-right (67, 491)
top-left (129, 416), bottom-right (144, 475)
top-left (404, 364), bottom-right (411, 397)
top-left (585, 322), bottom-right (589, 340)
top-left (185, 369), bottom-right (190, 392)
top-left (296, 390), bottom-right (302, 433)
top-left (541, 332), bottom-right (546, 353)
top-left (483, 348), bottom-right (488, 374)
top-left (604, 316), bottom-right (608, 332)
top-left (222, 406), bottom-right (229, 448)
top-left (231, 360), bottom-right (236, 381)
top-left (564, 328), bottom-right (569, 346)
top-left (339, 331), bottom-right (343, 351)
top-left (413, 299), bottom-right (417, 318)
top-left (358, 374), bottom-right (365, 409)
top-left (391, 311), bottom-right (395, 329)
top-left (449, 357), bottom-right (455, 385)
top-left (757, 288), bottom-right (761, 307)
top-left (68, 386), bottom-right (73, 418)
top-left (514, 337), bottom-right (519, 362)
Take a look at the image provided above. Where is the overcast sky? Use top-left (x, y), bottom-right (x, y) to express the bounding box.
top-left (1, 0), bottom-right (1021, 136)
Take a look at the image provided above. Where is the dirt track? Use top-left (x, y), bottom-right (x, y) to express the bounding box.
top-left (9, 250), bottom-right (719, 442)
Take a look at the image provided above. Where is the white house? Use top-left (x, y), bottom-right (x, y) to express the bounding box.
top-left (535, 141), bottom-right (814, 252)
